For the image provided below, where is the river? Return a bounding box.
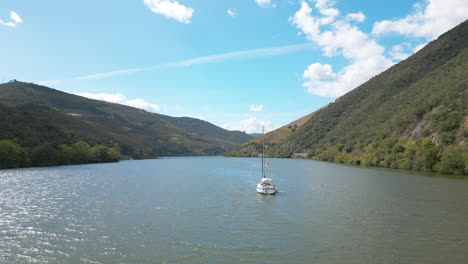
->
[1,157,467,263]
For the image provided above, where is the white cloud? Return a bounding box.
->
[144,0,194,24]
[76,68,141,80]
[222,117,273,134]
[0,20,16,27]
[227,8,238,17]
[291,1,394,97]
[75,43,312,80]
[413,43,427,52]
[77,92,160,113]
[10,11,22,24]
[291,0,466,97]
[314,0,339,24]
[255,0,275,8]
[250,104,264,112]
[372,0,468,40]
[389,44,412,61]
[0,11,21,27]
[346,12,365,22]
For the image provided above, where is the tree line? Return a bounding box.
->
[0,140,120,169]
[308,137,468,175]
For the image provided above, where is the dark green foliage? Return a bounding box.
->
[0,104,72,147]
[440,132,455,144]
[91,145,120,162]
[0,140,121,169]
[132,149,152,160]
[228,142,263,157]
[420,139,442,172]
[71,141,92,164]
[435,146,468,175]
[0,140,28,168]
[31,144,60,167]
[158,115,253,144]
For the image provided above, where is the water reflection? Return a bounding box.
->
[1,158,467,263]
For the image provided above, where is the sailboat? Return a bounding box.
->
[256,126,277,195]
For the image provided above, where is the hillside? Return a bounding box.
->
[158,115,252,144]
[0,82,252,158]
[229,20,468,175]
[0,103,73,147]
[228,105,329,157]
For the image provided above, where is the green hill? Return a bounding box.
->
[0,81,252,160]
[158,115,252,144]
[0,103,121,168]
[0,103,72,148]
[229,20,468,175]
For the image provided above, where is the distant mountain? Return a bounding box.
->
[158,115,252,144]
[0,81,252,157]
[249,133,262,138]
[229,20,468,175]
[230,110,323,157]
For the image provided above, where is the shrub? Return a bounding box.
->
[0,140,28,169]
[435,146,467,175]
[440,132,455,144]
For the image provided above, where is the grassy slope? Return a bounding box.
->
[0,103,73,147]
[0,82,251,156]
[227,108,326,157]
[229,20,468,170]
[158,115,253,144]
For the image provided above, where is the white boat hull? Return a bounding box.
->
[256,184,277,195]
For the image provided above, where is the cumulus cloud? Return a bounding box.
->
[413,43,427,52]
[346,12,365,22]
[372,0,468,40]
[389,44,412,61]
[10,11,22,24]
[0,11,22,27]
[0,20,16,27]
[291,1,394,97]
[250,104,263,112]
[227,8,238,17]
[222,117,273,134]
[255,0,275,8]
[77,92,160,113]
[144,0,194,24]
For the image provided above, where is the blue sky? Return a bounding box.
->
[0,0,466,133]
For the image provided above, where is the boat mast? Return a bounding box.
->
[262,126,265,178]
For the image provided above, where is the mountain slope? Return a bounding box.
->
[158,115,252,144]
[0,82,252,156]
[227,108,325,157]
[0,103,73,147]
[229,20,468,174]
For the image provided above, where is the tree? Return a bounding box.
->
[31,144,60,167]
[107,146,121,162]
[58,144,76,164]
[0,140,27,168]
[435,146,467,175]
[72,141,91,164]
[421,138,441,172]
[91,145,108,163]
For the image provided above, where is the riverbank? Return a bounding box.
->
[226,145,468,177]
[0,140,120,170]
